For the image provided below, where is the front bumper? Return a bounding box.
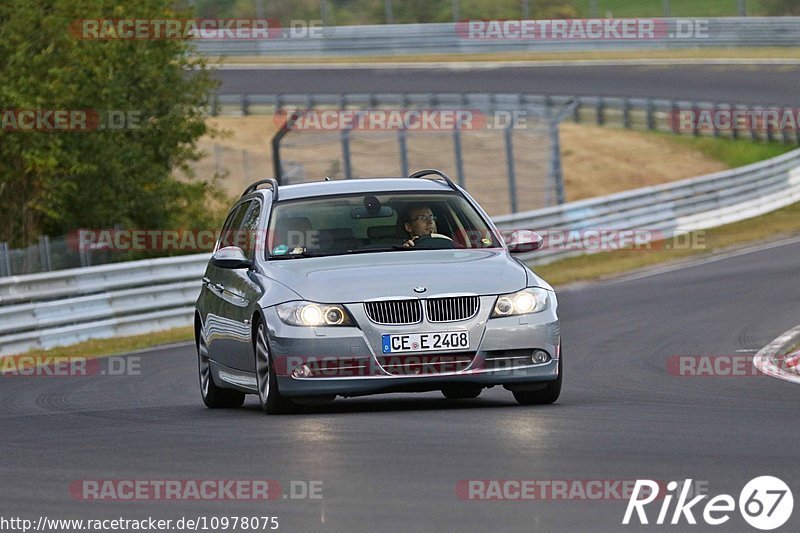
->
[264,296,560,397]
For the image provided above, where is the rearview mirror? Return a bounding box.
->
[212,246,252,269]
[507,230,543,254]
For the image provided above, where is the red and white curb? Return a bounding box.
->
[753,324,800,384]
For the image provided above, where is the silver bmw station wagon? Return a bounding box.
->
[195,170,561,414]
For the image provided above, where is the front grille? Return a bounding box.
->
[364,299,422,325]
[426,296,479,323]
[376,353,475,375]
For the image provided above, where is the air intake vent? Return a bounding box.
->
[364,300,422,325]
[426,296,479,323]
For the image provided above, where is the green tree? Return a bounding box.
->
[0,0,224,249]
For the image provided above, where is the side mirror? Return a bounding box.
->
[507,230,543,254]
[212,246,252,269]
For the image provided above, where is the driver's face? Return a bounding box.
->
[404,207,436,237]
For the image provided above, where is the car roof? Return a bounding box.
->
[255,178,457,203]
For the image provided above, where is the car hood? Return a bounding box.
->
[265,249,528,303]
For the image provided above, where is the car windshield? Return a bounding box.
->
[266,192,501,258]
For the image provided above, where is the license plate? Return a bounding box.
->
[381,331,469,354]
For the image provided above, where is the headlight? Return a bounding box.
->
[491,288,549,318]
[276,301,353,327]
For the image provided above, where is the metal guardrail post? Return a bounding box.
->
[0,242,10,277]
[646,99,655,130]
[589,0,598,18]
[549,99,576,205]
[338,96,353,179]
[738,0,747,17]
[453,127,465,187]
[451,0,460,22]
[504,126,518,214]
[241,95,249,116]
[320,0,330,25]
[521,0,530,20]
[384,0,393,24]
[670,101,680,133]
[622,98,631,129]
[599,98,606,126]
[39,236,52,272]
[663,0,671,17]
[342,129,353,179]
[550,119,565,205]
[398,128,409,177]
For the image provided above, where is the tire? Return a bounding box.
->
[441,385,482,400]
[198,333,245,408]
[512,353,562,406]
[255,322,300,415]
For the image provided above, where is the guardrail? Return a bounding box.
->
[0,255,208,355]
[2,146,799,355]
[495,147,800,264]
[195,17,800,57]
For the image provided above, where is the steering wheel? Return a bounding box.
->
[413,233,454,249]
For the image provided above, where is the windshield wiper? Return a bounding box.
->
[269,248,328,259]
[345,245,406,255]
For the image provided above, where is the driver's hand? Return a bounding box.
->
[403,235,419,248]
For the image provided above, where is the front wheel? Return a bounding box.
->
[255,322,300,415]
[513,353,562,406]
[198,333,245,408]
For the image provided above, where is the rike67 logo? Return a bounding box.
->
[623,476,793,530]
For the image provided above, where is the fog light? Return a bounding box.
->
[292,364,312,378]
[531,350,550,364]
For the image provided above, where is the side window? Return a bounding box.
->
[238,200,262,260]
[216,202,250,251]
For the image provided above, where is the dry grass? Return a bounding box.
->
[559,123,728,201]
[195,116,730,213]
[2,327,194,366]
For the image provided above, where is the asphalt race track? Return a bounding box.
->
[215,63,800,106]
[2,61,799,532]
[2,239,800,532]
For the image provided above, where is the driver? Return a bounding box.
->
[403,206,447,247]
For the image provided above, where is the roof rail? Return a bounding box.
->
[241,178,279,200]
[407,169,458,191]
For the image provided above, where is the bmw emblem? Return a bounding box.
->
[413,286,426,293]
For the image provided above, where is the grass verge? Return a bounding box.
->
[2,327,194,368]
[658,134,797,168]
[532,200,800,286]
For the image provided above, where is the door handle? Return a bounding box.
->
[203,278,225,293]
